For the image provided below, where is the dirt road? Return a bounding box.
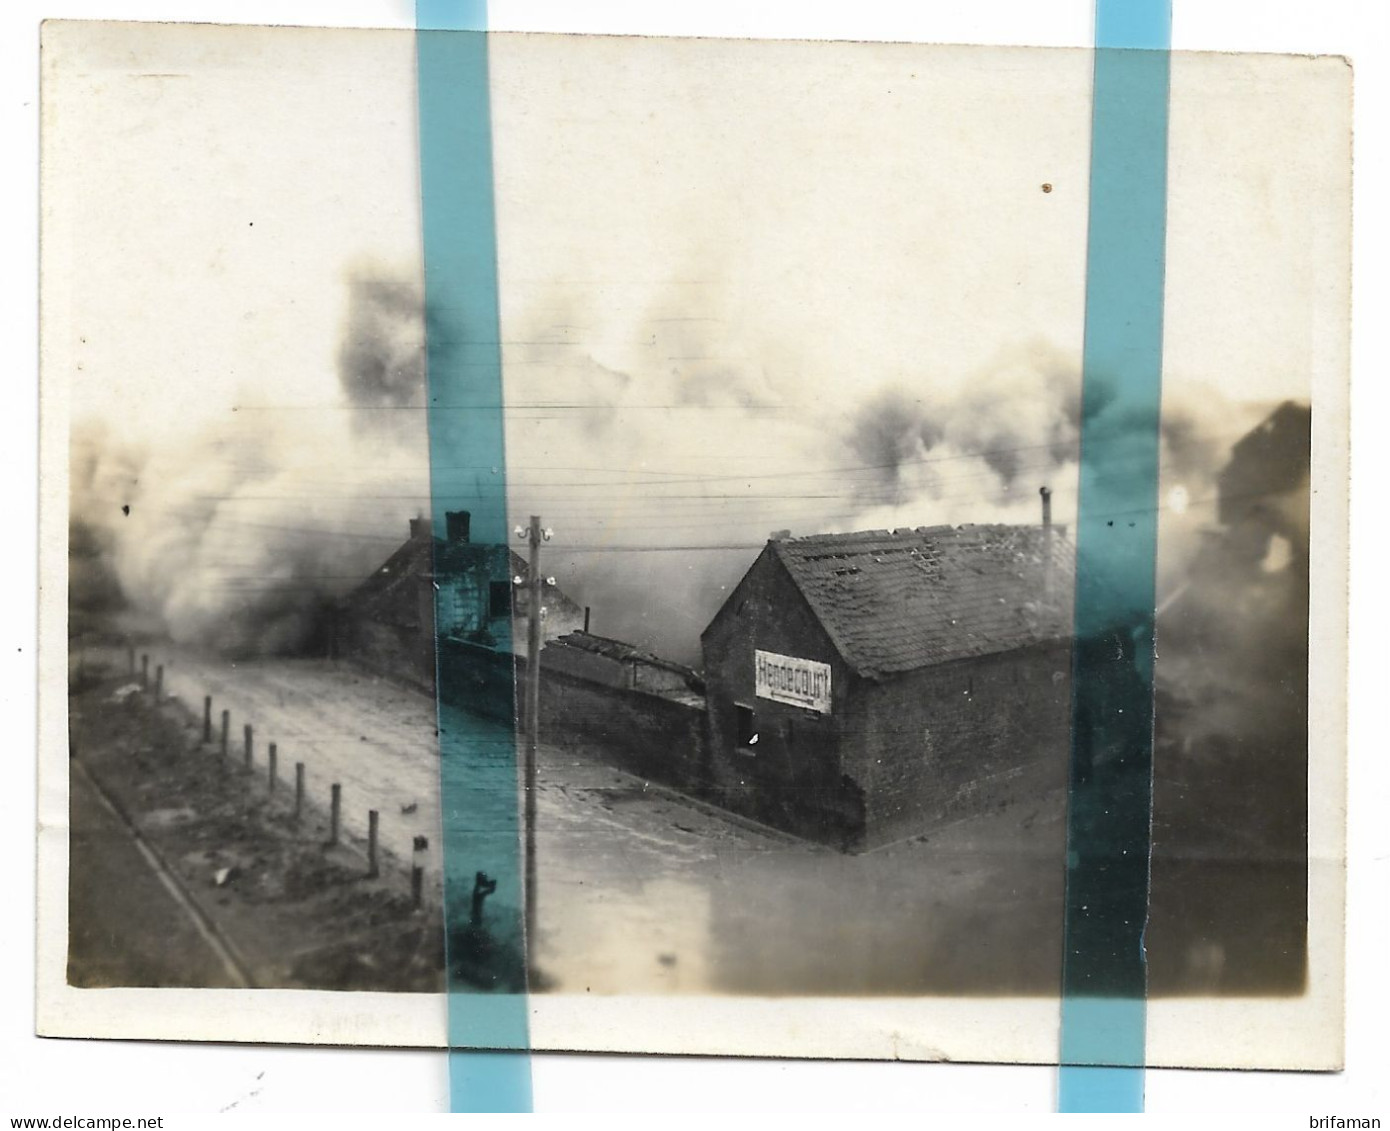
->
[151,647,444,875]
[106,643,1073,996]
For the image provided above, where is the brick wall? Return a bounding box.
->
[701,547,866,847]
[437,636,518,722]
[849,642,1072,848]
[535,670,707,792]
[437,638,708,792]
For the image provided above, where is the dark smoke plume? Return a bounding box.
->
[845,389,948,499]
[840,342,1083,521]
[337,273,427,411]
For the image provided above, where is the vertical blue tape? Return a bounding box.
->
[1059,0,1171,1114]
[416,0,534,1114]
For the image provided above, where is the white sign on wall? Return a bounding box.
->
[754,649,832,714]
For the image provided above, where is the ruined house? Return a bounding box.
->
[333,511,583,693]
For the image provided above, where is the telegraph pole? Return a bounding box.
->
[522,515,543,969]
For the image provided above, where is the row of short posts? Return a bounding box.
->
[132,652,418,906]
[132,648,165,703]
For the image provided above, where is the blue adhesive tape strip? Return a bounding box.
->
[416,0,534,1113]
[1059,0,1171,1113]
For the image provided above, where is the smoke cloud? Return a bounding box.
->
[70,266,432,655]
[70,258,1299,676]
[834,342,1265,588]
[337,274,426,412]
[841,341,1081,522]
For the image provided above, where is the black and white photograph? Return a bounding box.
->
[36,22,1349,1068]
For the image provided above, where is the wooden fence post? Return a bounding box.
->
[367,810,379,878]
[268,742,278,793]
[154,664,163,702]
[411,835,428,908]
[219,710,230,759]
[294,763,305,822]
[140,654,148,688]
[203,696,212,743]
[329,783,341,846]
[243,724,253,769]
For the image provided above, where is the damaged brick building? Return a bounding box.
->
[332,511,583,693]
[700,520,1074,849]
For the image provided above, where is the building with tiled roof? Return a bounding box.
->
[771,524,1073,678]
[700,511,1073,849]
[333,512,583,693]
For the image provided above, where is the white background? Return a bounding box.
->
[3,0,1387,1118]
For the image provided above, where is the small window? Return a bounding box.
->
[489,581,512,618]
[735,703,758,750]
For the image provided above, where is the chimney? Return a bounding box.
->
[445,510,471,544]
[1039,487,1054,604]
[409,516,432,541]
